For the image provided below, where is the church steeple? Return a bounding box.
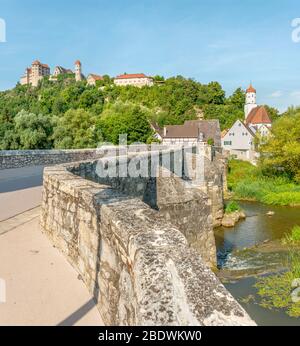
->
[75,60,83,82]
[244,83,257,119]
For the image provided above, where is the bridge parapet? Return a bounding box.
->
[40,146,255,326]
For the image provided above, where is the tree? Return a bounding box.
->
[9,110,54,149]
[96,102,153,145]
[226,88,245,110]
[259,112,300,182]
[53,109,98,149]
[263,105,280,122]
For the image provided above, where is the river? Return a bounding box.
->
[215,201,300,326]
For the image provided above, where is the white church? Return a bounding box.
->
[221,84,272,163]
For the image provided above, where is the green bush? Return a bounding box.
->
[225,201,241,214]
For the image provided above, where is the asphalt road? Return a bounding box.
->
[0,165,45,193]
[0,166,45,221]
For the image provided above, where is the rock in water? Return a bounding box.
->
[291,287,300,303]
[267,211,275,216]
[291,278,300,288]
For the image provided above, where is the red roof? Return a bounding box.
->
[75,60,81,65]
[246,106,272,125]
[115,73,150,80]
[32,60,49,68]
[246,84,256,93]
[88,74,103,80]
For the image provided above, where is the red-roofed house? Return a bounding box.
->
[87,74,104,86]
[222,84,272,163]
[114,73,154,87]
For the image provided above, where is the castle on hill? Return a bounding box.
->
[19,60,154,88]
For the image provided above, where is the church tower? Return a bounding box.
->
[75,60,82,82]
[244,84,257,119]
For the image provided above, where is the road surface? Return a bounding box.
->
[0,166,44,221]
[0,165,103,326]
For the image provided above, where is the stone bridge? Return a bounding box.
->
[39,145,255,326]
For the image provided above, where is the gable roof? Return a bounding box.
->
[225,119,255,138]
[246,106,272,125]
[54,66,73,74]
[163,120,221,146]
[164,124,199,139]
[88,74,103,80]
[115,73,151,80]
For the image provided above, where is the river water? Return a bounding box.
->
[215,201,300,326]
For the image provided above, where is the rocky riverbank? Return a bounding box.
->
[221,210,246,228]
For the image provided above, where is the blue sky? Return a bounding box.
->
[0,0,300,111]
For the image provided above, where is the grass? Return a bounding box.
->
[282,225,300,246]
[225,201,241,214]
[254,251,300,318]
[228,159,300,206]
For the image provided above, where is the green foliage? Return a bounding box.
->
[0,75,280,149]
[53,109,98,149]
[228,159,300,206]
[0,110,53,149]
[283,226,300,245]
[96,102,153,145]
[225,201,241,214]
[259,111,300,183]
[255,252,300,318]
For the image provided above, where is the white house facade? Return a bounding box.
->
[222,84,272,163]
[114,73,154,87]
[222,120,256,161]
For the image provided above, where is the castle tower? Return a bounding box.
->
[244,84,257,119]
[75,60,82,82]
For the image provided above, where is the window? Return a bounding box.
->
[224,141,232,146]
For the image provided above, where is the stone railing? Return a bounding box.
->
[0,149,104,170]
[40,146,255,326]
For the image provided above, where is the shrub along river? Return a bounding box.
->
[215,201,300,326]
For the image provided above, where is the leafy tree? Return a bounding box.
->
[226,87,245,110]
[96,102,153,144]
[263,105,280,122]
[259,111,300,182]
[2,110,54,149]
[53,109,98,149]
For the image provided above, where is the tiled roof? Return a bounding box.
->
[246,106,272,125]
[246,84,256,93]
[32,60,49,68]
[163,120,221,146]
[88,74,103,80]
[55,66,73,74]
[75,60,81,65]
[115,73,150,80]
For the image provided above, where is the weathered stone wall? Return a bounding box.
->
[0,149,104,170]
[40,147,255,326]
[67,148,217,266]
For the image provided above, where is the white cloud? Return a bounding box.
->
[270,91,283,98]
